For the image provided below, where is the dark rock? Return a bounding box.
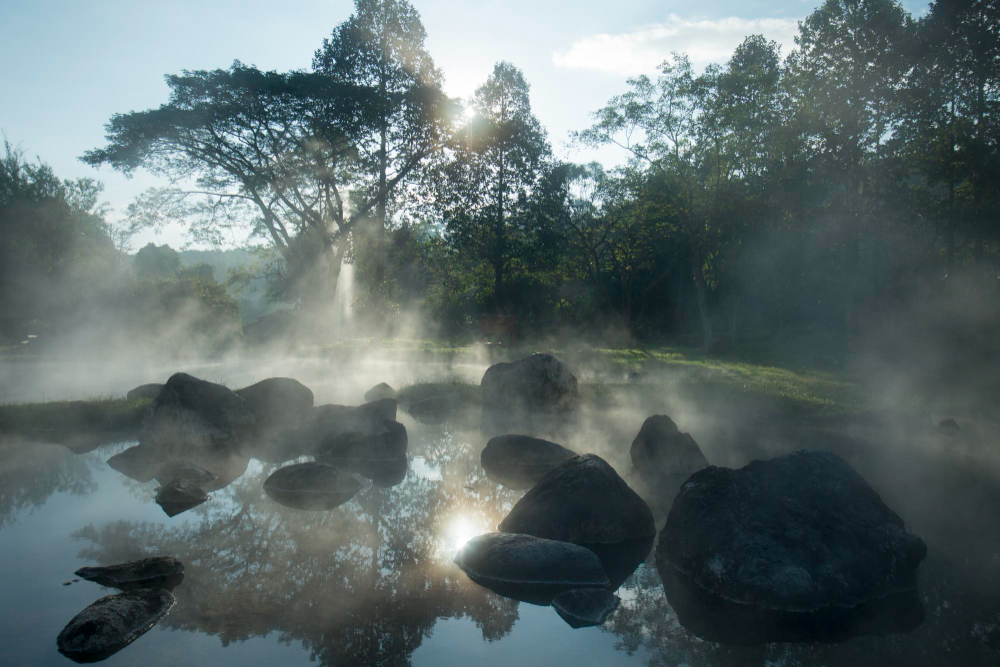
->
[63,581,71,586]
[107,445,165,483]
[236,378,313,430]
[75,557,185,591]
[364,382,397,402]
[263,462,361,510]
[141,373,254,449]
[407,395,458,424]
[333,455,408,488]
[552,588,621,628]
[455,533,608,604]
[297,399,397,441]
[316,420,407,462]
[126,384,163,402]
[56,588,176,663]
[586,537,654,590]
[938,418,960,433]
[631,415,708,477]
[153,460,217,487]
[481,434,577,489]
[626,371,645,383]
[499,454,655,545]
[481,354,578,432]
[155,479,209,517]
[657,450,927,618]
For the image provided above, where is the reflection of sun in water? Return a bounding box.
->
[442,515,485,557]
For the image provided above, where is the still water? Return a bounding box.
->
[1,363,999,666]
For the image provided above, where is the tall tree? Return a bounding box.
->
[313,0,450,291]
[437,62,551,311]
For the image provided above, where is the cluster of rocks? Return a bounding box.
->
[57,557,183,663]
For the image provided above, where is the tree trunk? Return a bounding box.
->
[376,125,388,285]
[694,273,713,349]
[495,151,505,312]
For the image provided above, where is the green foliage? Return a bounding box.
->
[134,242,180,278]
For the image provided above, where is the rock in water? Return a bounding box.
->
[297,399,397,441]
[56,588,176,662]
[316,420,407,462]
[126,383,163,402]
[107,445,165,483]
[153,460,218,486]
[263,462,361,510]
[155,479,209,517]
[630,415,708,476]
[552,589,621,628]
[142,373,254,449]
[657,450,927,617]
[499,454,655,545]
[481,434,577,488]
[481,354,578,432]
[938,418,960,433]
[407,395,459,424]
[236,378,313,431]
[455,533,608,603]
[364,382,397,403]
[75,557,185,590]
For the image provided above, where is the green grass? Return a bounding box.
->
[0,396,151,436]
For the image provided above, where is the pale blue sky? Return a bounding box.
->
[0,0,930,248]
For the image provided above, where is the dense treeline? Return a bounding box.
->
[7,0,998,355]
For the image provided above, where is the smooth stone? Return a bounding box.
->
[499,454,656,545]
[263,462,361,510]
[236,377,314,429]
[302,399,397,440]
[657,449,927,614]
[364,382,397,403]
[153,460,218,486]
[107,445,165,483]
[630,415,708,477]
[481,434,577,489]
[75,557,185,591]
[481,353,579,414]
[332,455,408,488]
[142,372,255,449]
[552,588,621,628]
[407,395,458,424]
[155,479,209,517]
[126,384,163,402]
[56,588,176,663]
[316,420,407,462]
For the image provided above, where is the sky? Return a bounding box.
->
[0,0,931,249]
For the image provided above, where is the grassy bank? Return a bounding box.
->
[0,396,150,437]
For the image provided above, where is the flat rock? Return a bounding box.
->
[126,384,163,402]
[499,454,655,545]
[657,449,927,614]
[107,445,165,483]
[236,377,314,430]
[155,479,209,517]
[153,460,217,486]
[263,462,361,510]
[142,372,255,449]
[56,588,176,663]
[552,588,621,628]
[75,557,185,590]
[364,383,397,402]
[316,420,407,462]
[455,533,608,594]
[481,434,577,488]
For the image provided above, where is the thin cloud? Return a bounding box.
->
[553,14,801,75]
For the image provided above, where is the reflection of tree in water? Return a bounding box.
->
[74,425,523,665]
[0,442,96,528]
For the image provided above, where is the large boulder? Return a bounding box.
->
[141,373,254,449]
[631,415,708,476]
[75,557,185,591]
[657,450,927,618]
[499,454,655,545]
[56,588,175,662]
[316,420,407,462]
[301,399,397,441]
[364,382,397,403]
[481,354,579,432]
[126,383,163,402]
[481,434,577,489]
[455,533,608,604]
[263,462,361,510]
[236,378,314,430]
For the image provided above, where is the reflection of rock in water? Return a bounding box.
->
[658,562,925,644]
[480,434,577,489]
[56,588,176,663]
[155,479,209,517]
[329,455,408,488]
[75,556,185,591]
[552,588,620,628]
[263,461,361,510]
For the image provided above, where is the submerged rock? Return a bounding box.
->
[155,479,209,517]
[499,454,655,545]
[126,384,163,402]
[75,557,185,591]
[455,533,608,603]
[153,460,218,487]
[316,420,407,462]
[364,383,397,403]
[107,445,165,483]
[657,450,927,618]
[263,462,361,510]
[56,588,176,663]
[236,377,314,430]
[938,418,960,433]
[480,434,577,489]
[552,588,621,628]
[481,354,579,432]
[142,373,255,449]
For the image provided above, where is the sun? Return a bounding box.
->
[444,515,482,554]
[462,105,477,120]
